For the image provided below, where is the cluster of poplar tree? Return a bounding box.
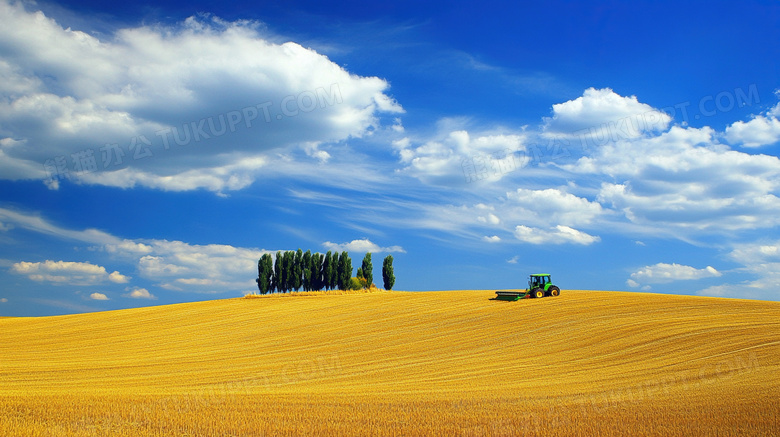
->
[256,250,395,294]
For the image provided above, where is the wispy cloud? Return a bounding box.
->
[1,207,271,294]
[29,298,99,313]
[513,225,600,245]
[322,238,405,253]
[11,260,130,286]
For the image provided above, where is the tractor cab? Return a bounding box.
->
[527,274,560,298]
[529,274,551,290]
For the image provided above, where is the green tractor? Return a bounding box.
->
[495,274,561,301]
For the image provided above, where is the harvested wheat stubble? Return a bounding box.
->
[1,290,778,436]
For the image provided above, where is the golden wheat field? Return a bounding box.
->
[1,289,778,436]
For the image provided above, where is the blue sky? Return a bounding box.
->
[1,0,779,316]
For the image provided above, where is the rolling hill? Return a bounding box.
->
[1,289,778,436]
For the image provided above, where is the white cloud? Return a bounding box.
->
[696,240,780,300]
[401,188,604,246]
[0,298,7,303]
[629,263,721,285]
[322,238,405,253]
[123,287,156,299]
[108,271,131,284]
[89,292,109,301]
[137,255,190,277]
[302,142,331,163]
[542,87,671,142]
[625,278,652,291]
[0,207,121,245]
[10,260,130,286]
[506,188,603,226]
[477,213,501,225]
[729,241,780,264]
[391,117,404,132]
[513,225,600,245]
[568,126,780,232]
[126,240,269,293]
[482,235,501,243]
[396,126,528,184]
[73,157,269,193]
[0,0,401,192]
[104,239,153,255]
[0,207,275,295]
[724,103,780,148]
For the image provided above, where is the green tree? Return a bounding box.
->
[317,253,326,291]
[282,250,294,292]
[361,253,373,289]
[265,254,274,293]
[293,248,304,291]
[278,251,285,292]
[256,258,263,294]
[303,269,312,291]
[337,251,352,290]
[382,255,395,290]
[308,252,318,291]
[256,253,273,294]
[302,250,312,291]
[329,252,339,290]
[337,252,346,290]
[273,251,282,293]
[322,251,332,290]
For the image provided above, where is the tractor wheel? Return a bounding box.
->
[533,288,544,299]
[549,286,560,297]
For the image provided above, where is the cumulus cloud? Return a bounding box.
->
[513,225,600,245]
[123,287,156,299]
[0,297,7,303]
[415,89,780,245]
[10,260,130,286]
[505,188,603,226]
[542,87,671,142]
[0,0,401,192]
[395,126,528,184]
[322,238,405,253]
[89,292,109,301]
[108,271,130,284]
[571,126,780,232]
[724,103,780,148]
[482,235,501,243]
[629,263,721,286]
